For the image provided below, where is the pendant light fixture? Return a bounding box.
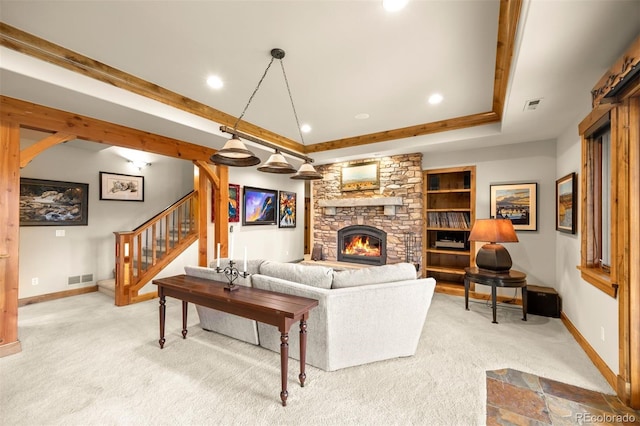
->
[212,48,323,180]
[275,49,323,180]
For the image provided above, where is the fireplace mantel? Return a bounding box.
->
[318,197,403,215]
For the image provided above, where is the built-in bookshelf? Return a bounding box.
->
[422,166,476,289]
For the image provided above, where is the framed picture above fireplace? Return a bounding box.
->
[341,161,379,192]
[242,186,277,226]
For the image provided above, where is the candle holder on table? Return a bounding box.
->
[215,260,249,292]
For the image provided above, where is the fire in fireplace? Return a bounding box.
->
[337,225,387,266]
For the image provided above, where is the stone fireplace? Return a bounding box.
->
[337,225,387,266]
[312,153,423,265]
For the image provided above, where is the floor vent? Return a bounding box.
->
[81,274,93,283]
[68,275,81,285]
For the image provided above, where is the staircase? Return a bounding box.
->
[111,191,198,306]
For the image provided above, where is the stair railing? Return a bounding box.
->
[113,191,198,306]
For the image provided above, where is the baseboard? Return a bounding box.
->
[560,312,617,390]
[0,341,22,358]
[18,285,98,307]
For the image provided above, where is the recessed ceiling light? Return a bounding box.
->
[355,113,370,120]
[206,75,223,89]
[383,0,409,12]
[428,93,443,105]
[301,124,311,133]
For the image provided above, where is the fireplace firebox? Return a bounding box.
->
[337,225,387,266]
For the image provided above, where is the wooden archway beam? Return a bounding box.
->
[20,131,76,168]
[1,96,218,162]
[193,160,220,189]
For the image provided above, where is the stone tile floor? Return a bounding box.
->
[486,368,640,425]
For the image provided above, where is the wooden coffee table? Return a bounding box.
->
[153,274,319,406]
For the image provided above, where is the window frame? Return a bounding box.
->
[579,110,618,298]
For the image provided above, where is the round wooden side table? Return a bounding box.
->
[464,266,527,324]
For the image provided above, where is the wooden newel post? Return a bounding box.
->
[114,231,134,306]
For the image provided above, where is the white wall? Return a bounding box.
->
[19,142,194,298]
[206,166,305,264]
[555,117,619,373]
[423,139,557,290]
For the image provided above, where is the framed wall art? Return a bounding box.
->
[20,178,89,226]
[490,182,537,231]
[278,191,297,228]
[556,172,577,234]
[341,161,379,192]
[212,183,240,223]
[99,172,144,201]
[242,186,277,226]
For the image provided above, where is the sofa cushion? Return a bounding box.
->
[259,261,333,289]
[332,262,418,289]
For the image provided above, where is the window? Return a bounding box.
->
[585,127,611,269]
[580,114,617,297]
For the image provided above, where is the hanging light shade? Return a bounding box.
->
[212,47,322,179]
[210,134,261,166]
[291,161,323,180]
[257,150,296,174]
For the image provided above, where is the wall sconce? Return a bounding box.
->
[129,160,151,170]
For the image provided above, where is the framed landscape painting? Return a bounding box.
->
[490,182,537,231]
[20,178,89,226]
[341,161,379,192]
[99,172,144,201]
[556,173,577,234]
[278,191,296,228]
[242,186,277,226]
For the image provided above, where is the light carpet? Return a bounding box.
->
[0,291,612,425]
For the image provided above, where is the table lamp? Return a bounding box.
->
[468,218,519,272]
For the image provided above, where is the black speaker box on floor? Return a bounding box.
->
[527,285,561,318]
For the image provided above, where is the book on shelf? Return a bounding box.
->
[427,211,470,228]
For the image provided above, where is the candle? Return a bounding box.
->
[243,247,247,273]
[229,232,234,260]
[216,243,221,268]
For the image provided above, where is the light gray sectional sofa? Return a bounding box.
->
[184,260,436,371]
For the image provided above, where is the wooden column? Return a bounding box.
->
[0,120,22,357]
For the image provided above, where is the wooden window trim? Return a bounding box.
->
[579,109,619,298]
[577,265,617,298]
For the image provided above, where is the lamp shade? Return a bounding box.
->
[468,219,518,243]
[257,151,296,174]
[290,161,323,180]
[468,219,518,272]
[210,135,261,166]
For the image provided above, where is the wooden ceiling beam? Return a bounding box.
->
[304,111,500,154]
[0,22,303,154]
[0,0,522,157]
[20,131,76,168]
[1,96,218,162]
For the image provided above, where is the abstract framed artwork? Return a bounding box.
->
[490,182,538,231]
[278,191,297,228]
[556,172,577,234]
[212,183,240,223]
[228,183,240,223]
[341,161,379,192]
[20,178,89,226]
[242,186,277,225]
[99,172,144,201]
